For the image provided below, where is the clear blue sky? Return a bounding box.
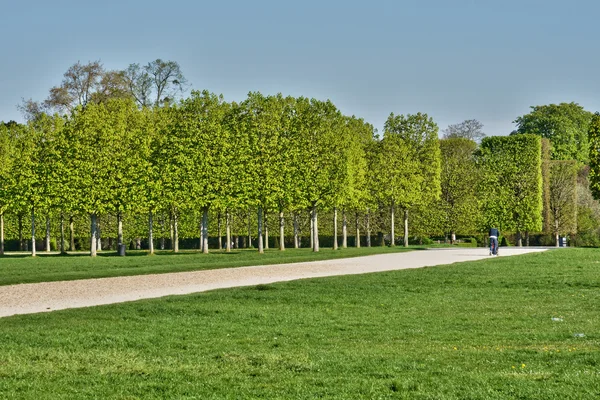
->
[1,0,599,136]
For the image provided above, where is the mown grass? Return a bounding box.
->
[0,246,419,286]
[1,248,599,399]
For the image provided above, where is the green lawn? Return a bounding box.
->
[0,246,419,286]
[0,248,599,399]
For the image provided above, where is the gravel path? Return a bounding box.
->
[0,247,548,318]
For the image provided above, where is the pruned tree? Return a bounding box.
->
[478,135,543,245]
[437,137,480,242]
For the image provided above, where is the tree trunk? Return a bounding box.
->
[355,212,360,248]
[90,213,97,257]
[366,208,371,248]
[312,205,319,252]
[117,213,124,248]
[18,214,23,251]
[555,232,559,247]
[517,231,522,247]
[342,210,347,248]
[333,207,338,250]
[247,209,252,248]
[293,212,299,249]
[148,211,154,254]
[31,207,36,257]
[45,216,51,252]
[0,212,4,255]
[403,209,409,247]
[96,220,102,251]
[390,203,395,246]
[173,210,179,253]
[69,216,75,252]
[258,206,264,253]
[170,211,174,250]
[202,208,209,254]
[279,210,285,251]
[264,211,269,250]
[218,212,222,250]
[226,210,231,252]
[310,210,314,249]
[60,213,65,254]
[235,235,239,249]
[525,231,530,247]
[160,214,165,250]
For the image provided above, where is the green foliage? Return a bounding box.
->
[541,138,552,233]
[514,102,593,163]
[549,160,578,237]
[478,135,543,235]
[437,137,480,236]
[587,113,600,200]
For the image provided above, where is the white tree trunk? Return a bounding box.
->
[90,213,97,257]
[517,231,522,247]
[170,212,174,250]
[226,210,231,252]
[69,216,75,252]
[312,205,319,252]
[199,215,204,251]
[96,220,102,251]
[366,208,371,247]
[0,212,4,255]
[355,212,360,248]
[279,210,285,251]
[117,213,124,248]
[202,208,209,254]
[248,209,252,248]
[18,214,23,251]
[390,203,395,246]
[45,216,51,252]
[60,213,65,254]
[31,208,36,257]
[310,211,314,250]
[342,210,347,248]
[264,212,269,250]
[333,207,338,250]
[258,207,264,253]
[160,214,165,250]
[148,211,154,254]
[173,211,179,253]
[293,212,299,249]
[218,212,222,250]
[404,209,409,247]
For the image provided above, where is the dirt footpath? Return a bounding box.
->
[0,247,548,318]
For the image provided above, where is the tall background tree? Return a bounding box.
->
[442,119,486,142]
[513,102,593,163]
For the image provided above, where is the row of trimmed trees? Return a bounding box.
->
[2,93,591,256]
[0,92,444,256]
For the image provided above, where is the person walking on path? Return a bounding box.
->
[489,227,499,256]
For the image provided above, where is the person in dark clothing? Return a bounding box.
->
[489,227,499,256]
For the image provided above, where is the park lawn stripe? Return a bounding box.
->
[0,246,420,286]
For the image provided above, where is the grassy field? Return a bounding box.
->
[0,248,598,398]
[0,246,418,286]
